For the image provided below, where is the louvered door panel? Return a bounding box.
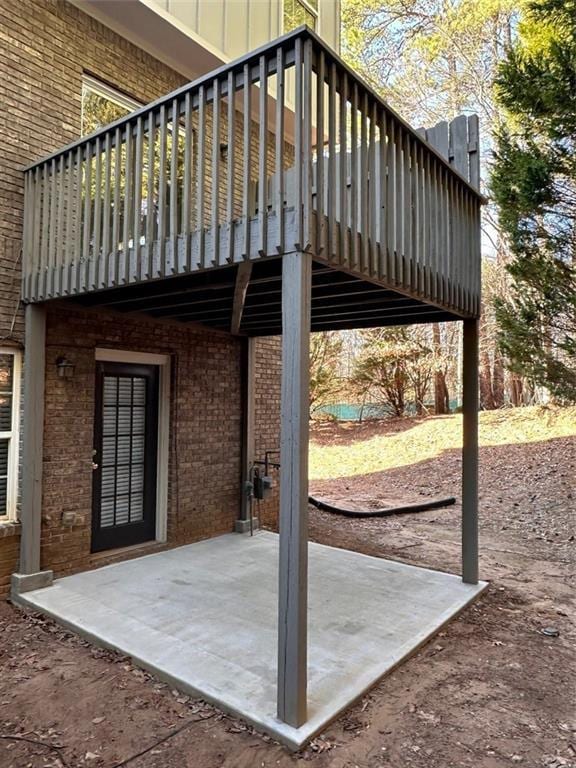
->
[92,362,159,552]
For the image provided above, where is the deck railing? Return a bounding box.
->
[22,26,482,316]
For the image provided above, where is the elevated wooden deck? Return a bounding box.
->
[22,26,482,329]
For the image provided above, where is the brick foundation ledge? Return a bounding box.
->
[0,521,21,539]
[11,570,54,596]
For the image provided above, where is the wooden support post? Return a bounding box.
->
[462,318,479,585]
[277,250,311,728]
[12,304,53,595]
[231,261,252,335]
[236,337,255,533]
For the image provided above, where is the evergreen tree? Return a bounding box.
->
[491,0,576,401]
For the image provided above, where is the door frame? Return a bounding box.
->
[94,348,170,544]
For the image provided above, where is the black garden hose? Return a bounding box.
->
[308,494,456,518]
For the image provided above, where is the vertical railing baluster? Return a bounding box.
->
[146,111,156,279]
[294,38,304,251]
[405,133,413,292]
[242,64,251,259]
[170,100,179,273]
[474,196,481,315]
[61,154,70,295]
[226,71,236,263]
[439,165,447,305]
[395,127,404,286]
[339,71,348,267]
[123,125,133,284]
[327,61,336,260]
[350,82,358,270]
[74,146,83,294]
[112,128,121,287]
[422,151,432,296]
[133,116,144,280]
[302,38,313,252]
[197,84,207,267]
[102,133,112,287]
[473,193,480,314]
[434,161,444,300]
[32,167,42,300]
[93,137,102,289]
[464,187,469,312]
[457,183,463,310]
[431,156,439,303]
[212,79,221,265]
[29,170,39,299]
[316,49,326,257]
[257,57,268,257]
[369,101,378,278]
[82,141,92,293]
[447,175,454,308]
[183,94,192,271]
[48,157,57,297]
[158,104,168,276]
[379,108,388,281]
[56,155,65,296]
[22,172,31,299]
[386,117,396,285]
[417,144,425,297]
[360,92,369,275]
[274,48,285,255]
[437,156,443,302]
[453,179,459,310]
[225,71,236,264]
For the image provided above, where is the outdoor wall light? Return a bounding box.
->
[55,356,75,379]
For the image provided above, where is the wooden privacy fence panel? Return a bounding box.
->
[22,26,482,317]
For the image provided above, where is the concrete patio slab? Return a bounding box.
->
[16,531,487,749]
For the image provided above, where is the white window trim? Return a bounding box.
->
[81,75,142,135]
[0,348,22,522]
[95,348,170,544]
[281,0,319,33]
[82,75,142,113]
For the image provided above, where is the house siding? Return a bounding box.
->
[0,0,283,594]
[40,305,242,576]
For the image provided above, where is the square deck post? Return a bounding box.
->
[277,250,312,728]
[462,318,479,584]
[12,303,53,595]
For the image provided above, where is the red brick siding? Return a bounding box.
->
[0,0,284,591]
[0,0,187,344]
[0,527,20,597]
[253,336,282,529]
[40,305,243,576]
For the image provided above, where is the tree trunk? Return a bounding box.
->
[480,349,495,410]
[509,373,524,406]
[432,323,450,414]
[493,350,505,408]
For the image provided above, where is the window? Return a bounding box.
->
[0,351,21,521]
[283,0,318,32]
[81,75,141,136]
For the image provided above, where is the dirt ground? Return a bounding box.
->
[1,406,574,768]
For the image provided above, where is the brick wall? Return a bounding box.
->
[0,0,187,344]
[40,305,243,576]
[0,0,189,592]
[0,0,284,592]
[253,336,282,529]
